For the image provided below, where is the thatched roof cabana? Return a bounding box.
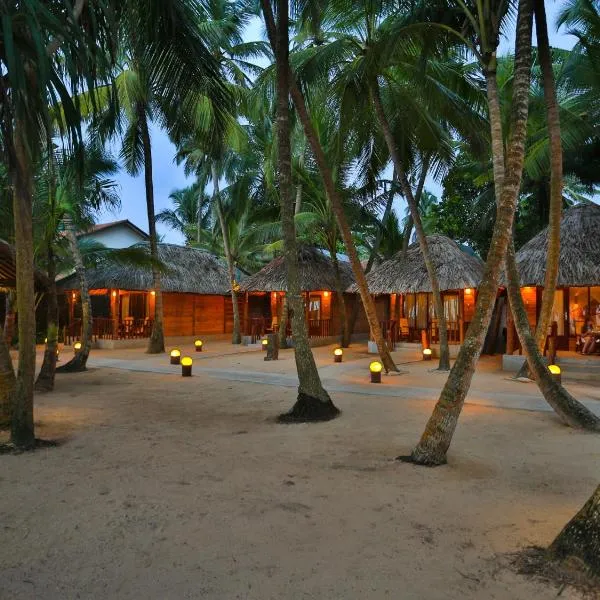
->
[239,246,354,292]
[515,202,600,287]
[350,234,484,294]
[57,243,234,294]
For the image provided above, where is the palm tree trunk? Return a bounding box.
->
[364,169,397,274]
[278,292,289,348]
[0,324,15,429]
[331,249,350,347]
[549,483,600,576]
[516,0,563,379]
[370,82,450,370]
[138,104,165,354]
[56,228,92,372]
[401,156,430,254]
[404,0,535,466]
[294,183,302,215]
[262,0,339,422]
[35,242,58,390]
[212,163,242,345]
[273,57,397,373]
[3,291,16,346]
[506,243,599,428]
[10,121,36,449]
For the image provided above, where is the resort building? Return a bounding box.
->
[508,202,600,352]
[351,235,485,347]
[77,219,149,248]
[58,243,236,346]
[238,246,368,344]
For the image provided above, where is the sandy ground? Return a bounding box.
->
[1,343,599,599]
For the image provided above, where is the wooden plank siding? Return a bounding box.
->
[163,293,229,337]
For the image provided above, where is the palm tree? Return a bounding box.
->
[0,0,116,449]
[1,0,230,449]
[52,145,120,374]
[548,482,600,576]
[406,0,537,465]
[157,183,213,244]
[261,0,339,421]
[92,2,231,355]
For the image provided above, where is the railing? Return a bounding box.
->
[308,318,331,338]
[63,317,153,344]
[429,320,463,344]
[245,316,331,340]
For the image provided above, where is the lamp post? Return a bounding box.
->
[181,356,193,377]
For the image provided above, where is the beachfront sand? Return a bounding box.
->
[1,344,598,599]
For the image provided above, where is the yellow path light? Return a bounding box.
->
[170,348,181,365]
[370,361,383,383]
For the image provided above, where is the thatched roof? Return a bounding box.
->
[0,239,48,290]
[58,243,234,295]
[239,246,354,292]
[349,234,484,294]
[515,202,600,287]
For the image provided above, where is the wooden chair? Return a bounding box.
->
[399,318,410,341]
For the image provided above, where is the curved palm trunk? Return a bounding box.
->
[516,0,563,379]
[139,104,165,354]
[263,0,338,422]
[212,163,241,345]
[284,81,397,372]
[549,483,600,576]
[506,242,599,428]
[370,82,449,370]
[10,121,36,449]
[3,291,16,346]
[56,229,92,372]
[0,325,15,429]
[35,243,58,390]
[404,0,534,466]
[331,250,350,347]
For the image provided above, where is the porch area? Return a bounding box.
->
[241,290,339,345]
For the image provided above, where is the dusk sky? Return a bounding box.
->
[98,4,578,245]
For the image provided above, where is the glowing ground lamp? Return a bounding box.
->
[369,361,383,383]
[194,339,203,352]
[334,348,343,363]
[170,348,181,365]
[422,348,432,361]
[181,356,193,377]
[548,364,561,385]
[73,341,82,354]
[262,338,269,351]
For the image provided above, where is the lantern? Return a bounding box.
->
[181,356,193,377]
[334,348,343,363]
[369,361,383,383]
[170,348,181,365]
[423,348,432,361]
[194,339,203,352]
[74,341,82,353]
[262,338,268,351]
[548,364,561,384]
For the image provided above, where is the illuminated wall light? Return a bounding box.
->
[151,290,156,296]
[324,291,330,297]
[112,290,117,297]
